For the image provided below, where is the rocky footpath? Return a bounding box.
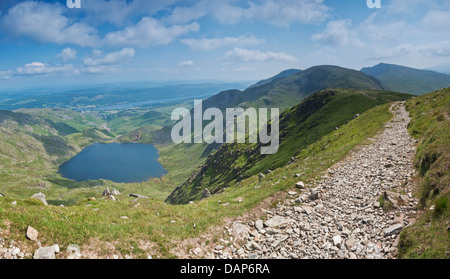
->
[202,102,419,259]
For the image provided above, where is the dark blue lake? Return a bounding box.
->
[58,143,167,183]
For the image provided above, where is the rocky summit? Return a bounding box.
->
[205,102,419,259]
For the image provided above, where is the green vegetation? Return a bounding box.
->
[166,88,412,204]
[201,65,385,114]
[361,63,450,95]
[1,68,448,259]
[0,95,398,258]
[399,87,450,259]
[0,109,116,201]
[107,109,170,135]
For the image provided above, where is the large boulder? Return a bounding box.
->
[31,193,48,205]
[264,216,295,228]
[384,224,403,237]
[103,188,121,196]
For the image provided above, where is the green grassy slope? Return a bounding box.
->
[361,63,450,95]
[0,96,398,259]
[165,89,412,204]
[0,109,114,200]
[399,87,450,259]
[107,109,171,135]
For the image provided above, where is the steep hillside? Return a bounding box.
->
[399,87,450,258]
[0,109,114,199]
[247,69,301,89]
[202,65,385,112]
[361,63,450,95]
[166,89,412,204]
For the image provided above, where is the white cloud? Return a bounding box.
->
[1,1,100,47]
[371,41,450,59]
[104,17,200,48]
[81,0,179,26]
[83,48,135,66]
[82,66,119,74]
[181,35,264,51]
[224,48,298,63]
[218,0,329,26]
[165,1,208,25]
[0,70,14,79]
[311,20,363,47]
[16,62,73,75]
[421,10,450,33]
[164,0,330,26]
[233,67,255,72]
[57,48,78,62]
[0,1,197,49]
[242,0,330,26]
[178,60,194,66]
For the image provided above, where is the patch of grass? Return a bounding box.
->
[399,87,450,259]
[433,195,448,218]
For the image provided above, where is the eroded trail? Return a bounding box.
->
[208,102,418,259]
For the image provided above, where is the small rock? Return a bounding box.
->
[52,244,60,254]
[201,188,211,199]
[384,224,403,237]
[129,193,149,199]
[215,245,224,251]
[310,189,320,200]
[26,226,39,241]
[332,235,342,248]
[33,246,57,259]
[111,189,121,195]
[295,181,305,189]
[247,240,261,251]
[102,188,112,196]
[66,244,82,259]
[192,247,202,256]
[255,220,264,231]
[264,216,295,227]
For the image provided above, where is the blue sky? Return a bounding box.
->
[0,0,449,89]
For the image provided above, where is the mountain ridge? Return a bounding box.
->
[165,88,412,204]
[361,63,450,95]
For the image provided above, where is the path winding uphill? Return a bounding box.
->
[212,102,419,259]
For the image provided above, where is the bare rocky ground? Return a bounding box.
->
[197,102,419,259]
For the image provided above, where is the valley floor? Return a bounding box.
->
[189,102,419,259]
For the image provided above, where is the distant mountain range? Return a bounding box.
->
[361,63,450,95]
[201,65,385,113]
[198,63,450,116]
[165,62,450,203]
